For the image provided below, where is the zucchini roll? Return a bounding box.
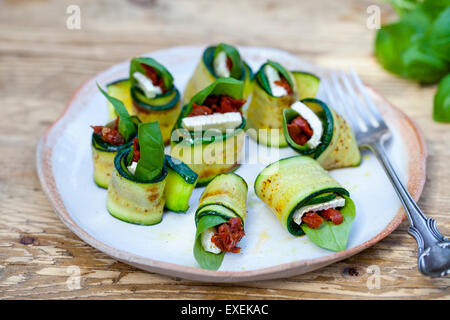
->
[246,60,298,147]
[106,57,181,145]
[91,85,139,188]
[255,156,356,252]
[246,62,321,148]
[171,77,246,186]
[106,121,167,225]
[193,173,248,270]
[183,43,253,105]
[283,98,361,169]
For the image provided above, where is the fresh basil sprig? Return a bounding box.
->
[129,57,174,92]
[213,43,244,79]
[97,84,137,142]
[375,1,450,121]
[133,121,165,181]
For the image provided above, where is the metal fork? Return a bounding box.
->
[321,68,450,278]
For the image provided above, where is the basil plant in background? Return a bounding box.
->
[375,0,450,122]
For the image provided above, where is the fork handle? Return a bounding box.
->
[368,140,450,278]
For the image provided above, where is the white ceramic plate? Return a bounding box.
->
[36,46,426,282]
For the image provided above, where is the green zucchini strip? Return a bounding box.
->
[282,98,361,170]
[193,173,248,270]
[163,155,198,213]
[91,86,139,188]
[291,71,320,100]
[183,43,254,104]
[254,156,355,252]
[106,122,167,225]
[170,78,247,186]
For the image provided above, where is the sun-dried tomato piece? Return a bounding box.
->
[226,56,233,71]
[319,208,344,225]
[188,95,246,117]
[287,115,313,146]
[211,217,245,253]
[91,125,103,135]
[141,64,166,93]
[205,95,245,113]
[274,76,293,95]
[203,95,220,112]
[291,115,313,137]
[102,127,125,145]
[301,212,323,229]
[287,123,309,145]
[131,137,141,162]
[217,95,246,114]
[188,103,214,117]
[91,116,125,146]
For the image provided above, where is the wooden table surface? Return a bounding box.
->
[1,0,449,300]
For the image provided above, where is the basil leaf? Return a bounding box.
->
[375,0,450,122]
[193,215,227,270]
[375,2,449,82]
[97,84,136,141]
[134,121,165,181]
[301,196,356,252]
[401,43,448,83]
[213,43,244,79]
[375,9,432,77]
[129,57,174,91]
[433,74,450,122]
[423,6,450,63]
[187,77,244,114]
[382,0,419,16]
[422,0,450,19]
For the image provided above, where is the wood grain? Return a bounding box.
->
[0,0,448,299]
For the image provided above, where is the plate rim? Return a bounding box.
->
[36,45,427,282]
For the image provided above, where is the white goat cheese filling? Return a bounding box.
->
[290,101,323,148]
[201,228,221,254]
[264,65,288,97]
[127,161,138,175]
[182,112,242,132]
[133,71,162,99]
[213,51,230,78]
[293,197,345,225]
